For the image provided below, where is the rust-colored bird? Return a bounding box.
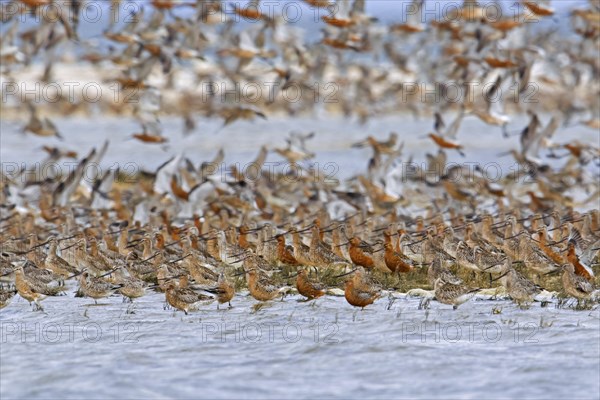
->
[427,133,465,156]
[232,0,263,19]
[203,272,235,309]
[383,233,414,274]
[296,269,326,300]
[170,175,190,201]
[566,240,595,282]
[276,235,300,266]
[19,0,52,7]
[322,16,355,28]
[15,266,47,311]
[132,133,168,144]
[489,19,523,32]
[348,237,375,269]
[344,269,380,309]
[484,57,518,69]
[561,264,593,300]
[151,0,195,10]
[523,2,555,17]
[303,0,330,8]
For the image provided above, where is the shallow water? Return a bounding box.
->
[1,290,599,400]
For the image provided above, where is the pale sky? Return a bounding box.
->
[2,0,589,38]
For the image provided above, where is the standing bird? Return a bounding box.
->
[45,236,78,278]
[499,264,543,308]
[15,266,47,311]
[561,264,594,301]
[296,269,326,300]
[348,237,375,269]
[117,272,147,304]
[78,272,122,305]
[246,269,289,302]
[383,234,414,274]
[165,282,213,315]
[344,269,380,309]
[427,257,462,287]
[276,235,300,266]
[434,277,479,310]
[203,272,235,309]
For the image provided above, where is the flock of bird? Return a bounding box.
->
[1,0,599,315]
[1,125,599,313]
[0,193,599,313]
[1,0,599,135]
